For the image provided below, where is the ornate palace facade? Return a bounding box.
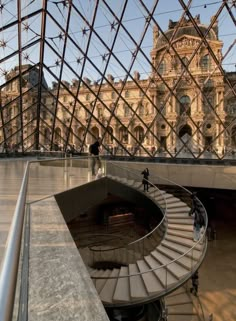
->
[1,15,236,157]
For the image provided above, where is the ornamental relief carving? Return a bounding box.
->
[203,121,216,134]
[173,38,200,49]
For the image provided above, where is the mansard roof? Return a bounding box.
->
[156,15,218,49]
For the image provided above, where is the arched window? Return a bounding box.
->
[201,54,210,71]
[44,128,51,144]
[55,127,61,144]
[91,127,99,140]
[97,107,103,118]
[68,128,73,144]
[105,126,113,144]
[227,99,236,115]
[134,126,144,142]
[203,96,213,113]
[139,104,145,115]
[124,104,130,117]
[78,127,85,141]
[158,61,165,75]
[119,126,128,143]
[179,124,192,138]
[125,90,129,98]
[110,103,116,114]
[179,95,191,116]
[231,126,236,148]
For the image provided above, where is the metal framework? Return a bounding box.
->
[0,0,236,159]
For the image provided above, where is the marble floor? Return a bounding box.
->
[0,158,235,321]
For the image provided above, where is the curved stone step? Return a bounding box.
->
[167,223,193,232]
[129,263,148,300]
[167,207,190,214]
[151,250,190,280]
[94,269,112,293]
[166,213,192,219]
[132,182,142,189]
[157,245,194,270]
[159,200,189,209]
[167,218,193,225]
[152,192,174,201]
[113,266,130,303]
[126,179,135,186]
[158,196,183,205]
[162,240,202,261]
[144,254,178,287]
[167,229,193,240]
[136,259,164,295]
[99,268,120,304]
[165,235,202,251]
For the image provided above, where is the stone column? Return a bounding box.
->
[215,121,220,151]
[216,88,224,113]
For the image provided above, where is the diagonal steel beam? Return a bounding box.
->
[35,0,48,150]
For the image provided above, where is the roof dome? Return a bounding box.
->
[154,15,218,49]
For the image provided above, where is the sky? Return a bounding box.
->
[0,0,235,86]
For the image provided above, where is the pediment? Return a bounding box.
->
[172,35,201,49]
[156,35,201,52]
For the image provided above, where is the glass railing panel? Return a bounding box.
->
[90,160,208,296]
[83,161,168,268]
[26,157,98,203]
[12,204,30,321]
[1,156,209,321]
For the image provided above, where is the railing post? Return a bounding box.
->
[165,265,168,290]
[64,153,68,173]
[70,153,72,169]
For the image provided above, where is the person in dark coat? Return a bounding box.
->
[190,271,199,296]
[89,137,101,176]
[141,168,149,192]
[189,192,205,241]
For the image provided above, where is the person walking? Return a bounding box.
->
[89,137,102,176]
[189,192,205,242]
[141,168,150,192]
[190,271,199,296]
[95,168,103,180]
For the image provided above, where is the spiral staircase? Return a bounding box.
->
[78,171,208,308]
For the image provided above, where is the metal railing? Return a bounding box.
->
[80,162,167,266]
[89,161,208,304]
[0,162,30,321]
[0,156,208,319]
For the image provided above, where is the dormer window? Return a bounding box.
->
[125,90,129,98]
[124,104,130,117]
[201,54,210,71]
[181,57,189,71]
[158,61,166,75]
[180,95,191,116]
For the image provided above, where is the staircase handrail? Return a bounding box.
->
[78,233,132,250]
[99,162,167,251]
[91,232,207,280]
[90,162,208,281]
[0,162,30,321]
[111,163,208,235]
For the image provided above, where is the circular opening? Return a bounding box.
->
[206,123,211,129]
[161,124,166,129]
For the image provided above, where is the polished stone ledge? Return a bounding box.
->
[28,197,109,321]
